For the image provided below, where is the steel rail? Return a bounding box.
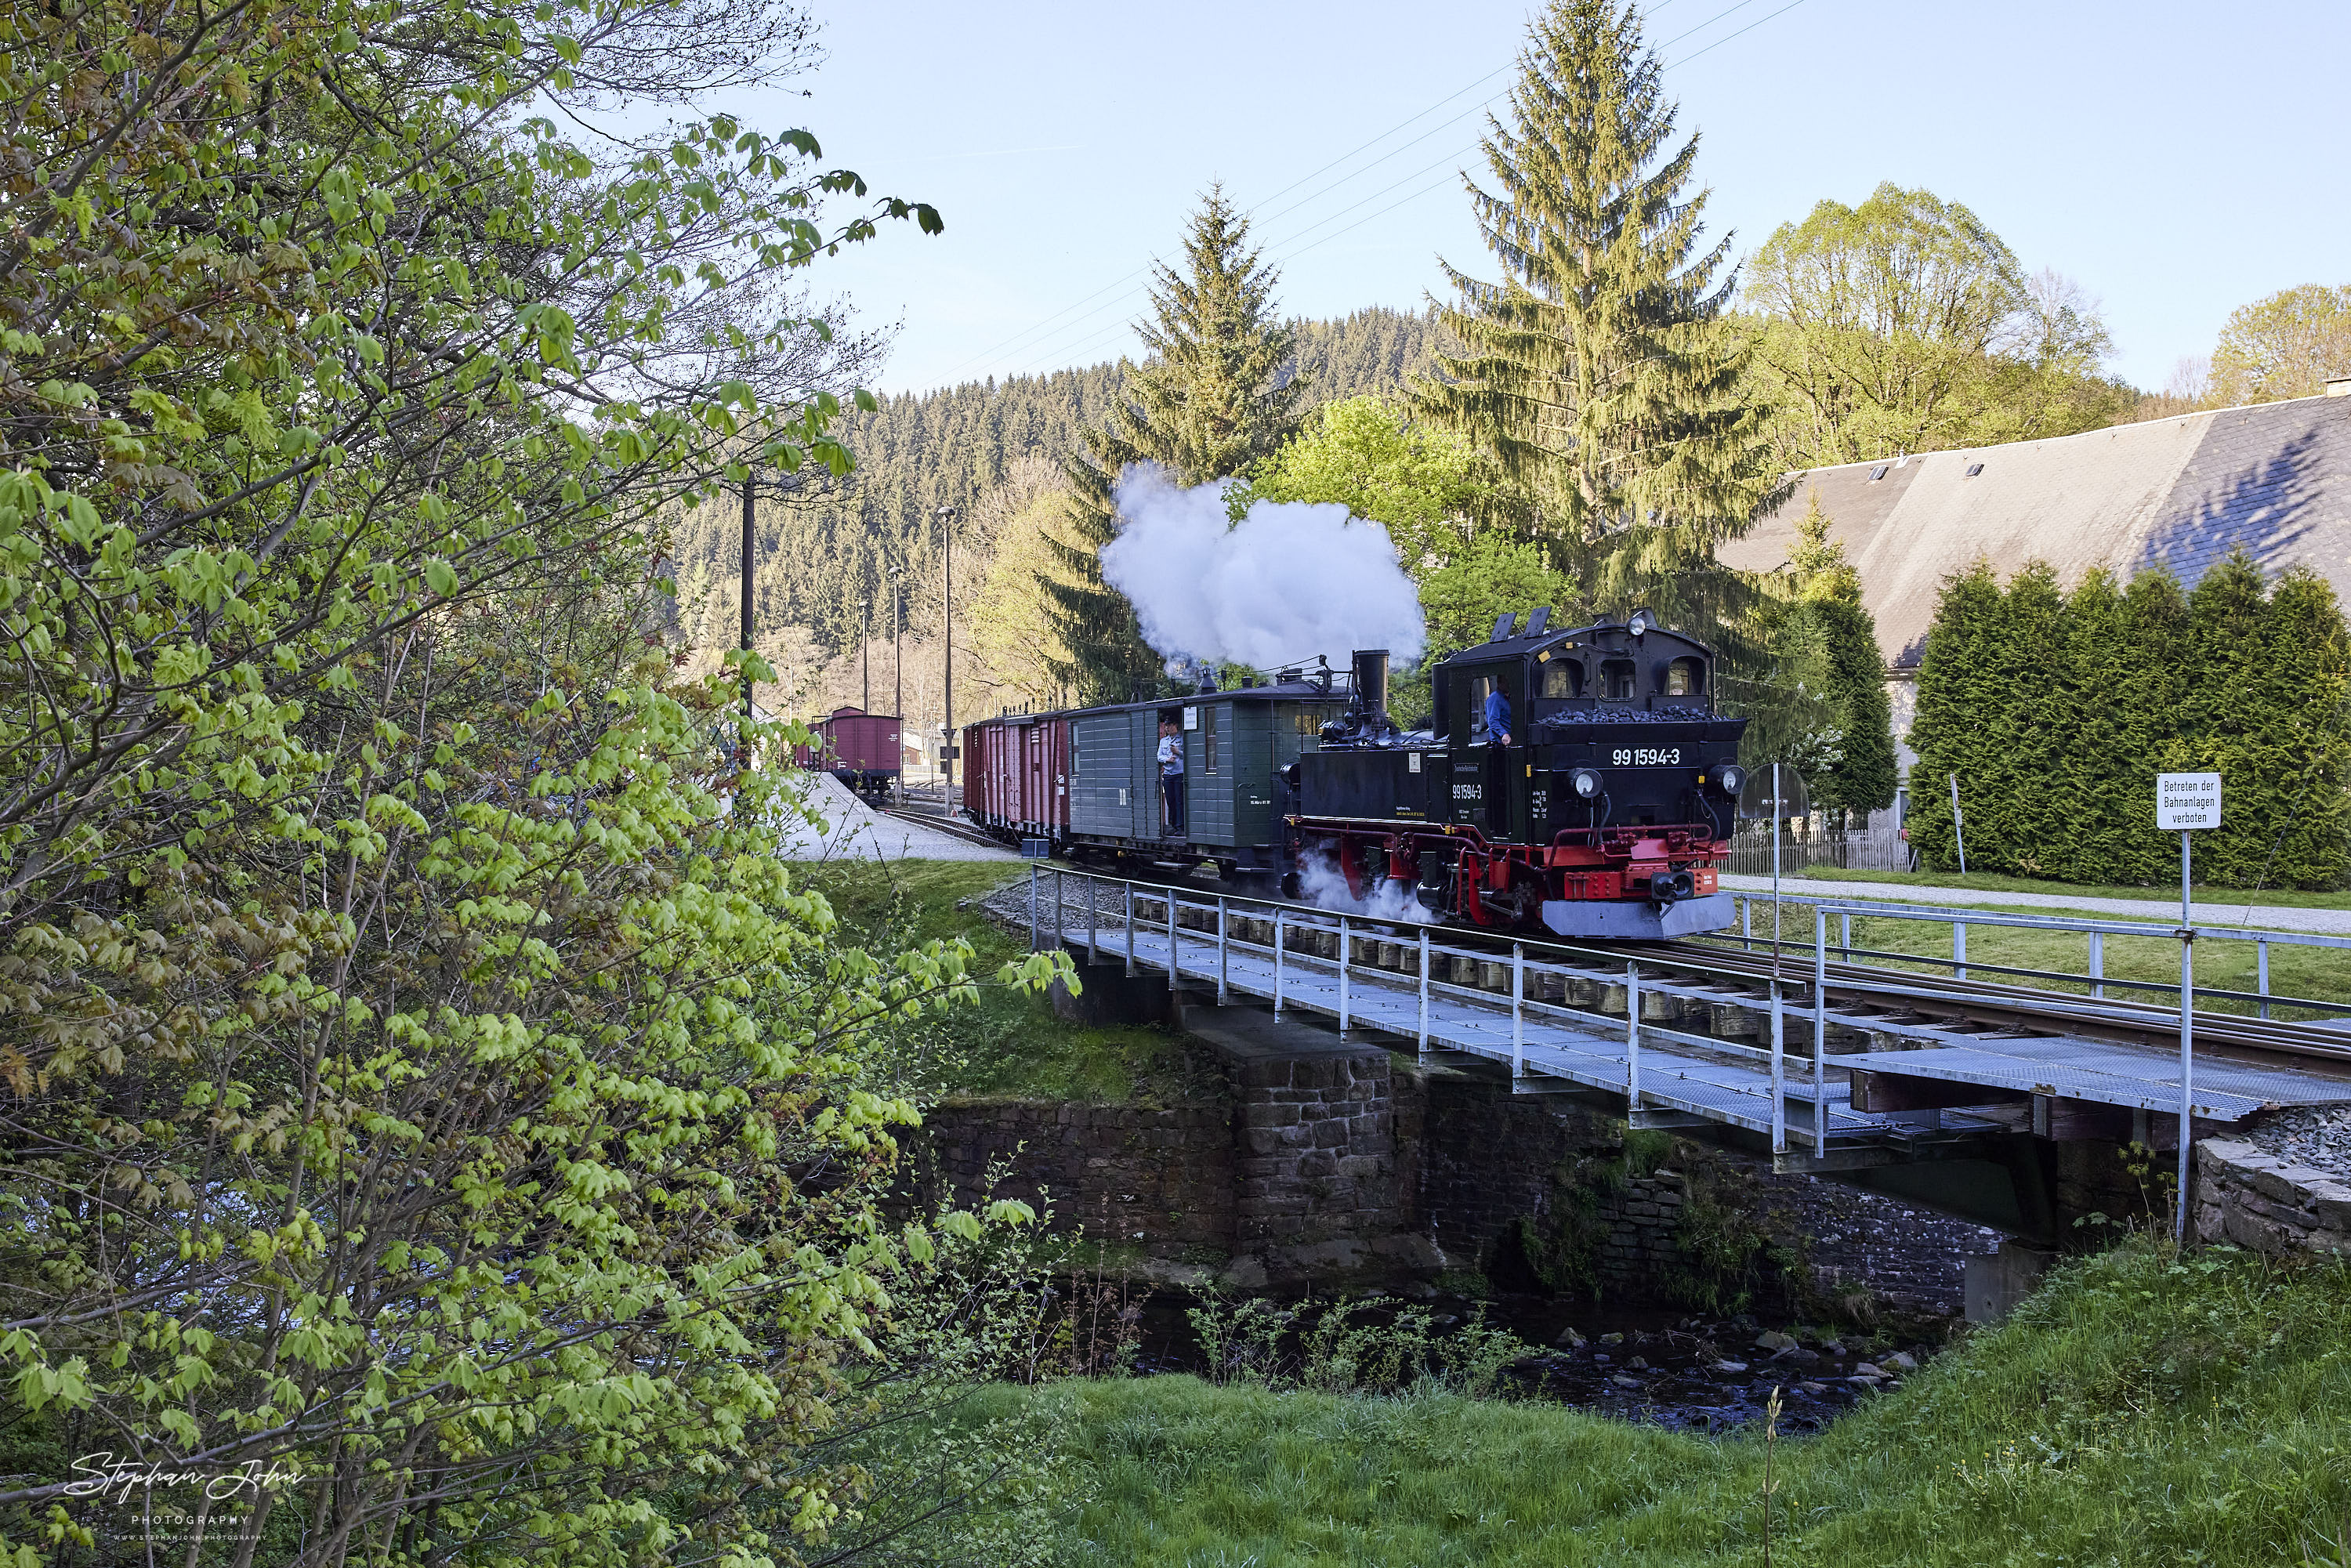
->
[1644,940,2351,1070]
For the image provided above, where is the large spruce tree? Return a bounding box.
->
[1415,0,1780,628]
[1045,189,1304,699]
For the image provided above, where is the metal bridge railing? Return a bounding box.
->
[1016,867,2351,1171]
[1726,891,2351,1023]
[1023,864,1857,1157]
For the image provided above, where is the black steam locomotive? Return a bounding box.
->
[961,611,1748,939]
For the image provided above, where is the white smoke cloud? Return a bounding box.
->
[1099,465,1426,670]
[1294,843,1436,925]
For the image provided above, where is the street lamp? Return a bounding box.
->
[889,563,905,722]
[888,565,906,800]
[935,504,957,809]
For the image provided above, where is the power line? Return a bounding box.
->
[1009,161,1473,376]
[1262,139,1484,255]
[1668,0,1810,64]
[933,58,1538,382]
[984,0,1815,381]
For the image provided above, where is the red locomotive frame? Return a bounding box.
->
[1291,818,1726,928]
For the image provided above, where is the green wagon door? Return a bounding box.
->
[1129,708,1161,839]
[1233,702,1277,846]
[1184,699,1235,849]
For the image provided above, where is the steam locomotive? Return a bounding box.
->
[961,611,1748,939]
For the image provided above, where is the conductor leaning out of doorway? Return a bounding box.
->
[1157,719,1186,836]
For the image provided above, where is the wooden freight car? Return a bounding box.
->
[795,706,902,798]
[964,710,1068,846]
[962,673,1351,878]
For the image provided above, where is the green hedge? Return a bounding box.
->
[1907,554,2351,888]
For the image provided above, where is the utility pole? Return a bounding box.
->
[861,592,872,714]
[738,472,755,726]
[936,505,957,808]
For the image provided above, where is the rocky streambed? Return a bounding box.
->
[1123,1288,1941,1432]
[1495,1306,1933,1432]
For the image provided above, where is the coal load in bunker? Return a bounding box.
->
[961,610,1747,940]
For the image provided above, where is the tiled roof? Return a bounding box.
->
[1718,393,2351,668]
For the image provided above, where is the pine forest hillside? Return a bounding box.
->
[668,306,1447,672]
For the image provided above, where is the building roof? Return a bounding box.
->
[1717,391,2351,669]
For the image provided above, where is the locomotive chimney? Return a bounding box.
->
[1350,649,1389,721]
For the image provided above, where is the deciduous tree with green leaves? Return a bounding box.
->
[2207,283,2351,406]
[0,1,1073,1563]
[1741,184,2134,467]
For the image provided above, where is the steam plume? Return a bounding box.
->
[1099,465,1425,671]
[1295,843,1435,924]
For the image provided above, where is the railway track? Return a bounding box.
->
[1643,937,2351,1074]
[878,805,1005,851]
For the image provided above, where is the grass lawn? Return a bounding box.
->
[1007,1244,2351,1566]
[791,857,1210,1104]
[1695,898,2351,1019]
[1766,864,2351,913]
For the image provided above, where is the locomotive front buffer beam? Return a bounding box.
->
[1540,891,1737,941]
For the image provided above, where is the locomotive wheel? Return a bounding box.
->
[1477,862,1546,929]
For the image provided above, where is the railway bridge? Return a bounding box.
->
[1013,864,2351,1276]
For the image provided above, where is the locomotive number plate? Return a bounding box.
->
[1610,748,1684,766]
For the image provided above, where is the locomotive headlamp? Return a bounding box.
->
[1709,762,1746,797]
[1569,767,1603,799]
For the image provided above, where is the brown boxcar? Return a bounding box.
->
[796,707,901,796]
[963,712,1068,843]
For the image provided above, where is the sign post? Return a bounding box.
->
[2155,771,2222,1245]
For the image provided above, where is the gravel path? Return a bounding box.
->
[768,773,1020,863]
[1722,875,2351,936]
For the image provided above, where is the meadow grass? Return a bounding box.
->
[795,856,1207,1103]
[1000,1244,2351,1566]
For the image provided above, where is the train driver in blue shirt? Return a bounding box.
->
[1483,683,1512,833]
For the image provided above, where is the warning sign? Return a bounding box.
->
[2156,772,2222,831]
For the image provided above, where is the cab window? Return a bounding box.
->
[1469,675,1493,739]
[1602,659,1636,701]
[1664,657,1704,697]
[1539,658,1583,698]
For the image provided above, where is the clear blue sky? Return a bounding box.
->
[724,0,2350,397]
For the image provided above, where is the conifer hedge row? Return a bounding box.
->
[1907,556,2351,889]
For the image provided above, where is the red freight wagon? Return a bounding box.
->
[796,707,901,798]
[964,712,1068,842]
